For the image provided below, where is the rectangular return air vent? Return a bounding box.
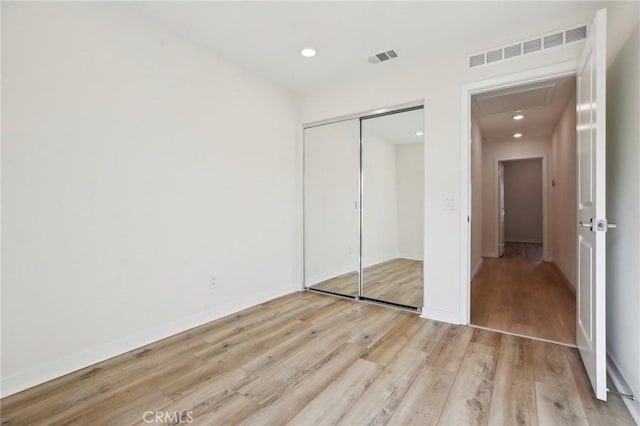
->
[468,24,587,68]
[368,49,399,64]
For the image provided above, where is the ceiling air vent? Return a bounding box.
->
[368,49,399,64]
[467,22,588,69]
[565,25,587,43]
[523,39,542,54]
[469,53,485,68]
[544,32,564,49]
[486,49,503,63]
[504,44,522,59]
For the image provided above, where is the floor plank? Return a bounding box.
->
[487,334,538,426]
[240,343,366,425]
[437,340,499,425]
[287,358,382,425]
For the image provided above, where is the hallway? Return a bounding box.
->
[471,252,576,345]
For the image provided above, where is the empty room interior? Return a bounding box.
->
[2,2,640,425]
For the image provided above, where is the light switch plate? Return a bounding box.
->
[444,197,457,210]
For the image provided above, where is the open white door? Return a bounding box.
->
[498,162,505,257]
[576,8,608,401]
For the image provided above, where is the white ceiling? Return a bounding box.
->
[472,75,576,142]
[363,109,424,145]
[124,1,609,95]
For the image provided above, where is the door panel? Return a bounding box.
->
[576,8,607,401]
[361,109,424,308]
[578,235,593,342]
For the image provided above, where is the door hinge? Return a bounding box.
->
[607,388,635,400]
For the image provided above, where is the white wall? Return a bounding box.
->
[550,93,577,288]
[606,21,640,423]
[503,159,543,243]
[303,120,360,285]
[482,138,550,257]
[1,3,298,396]
[396,142,424,260]
[470,119,483,275]
[362,132,400,266]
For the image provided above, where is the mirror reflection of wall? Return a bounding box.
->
[304,119,360,297]
[362,109,424,307]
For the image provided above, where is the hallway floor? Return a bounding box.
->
[471,247,576,345]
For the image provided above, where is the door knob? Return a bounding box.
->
[579,219,617,231]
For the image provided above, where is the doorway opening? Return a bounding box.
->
[499,158,544,261]
[467,74,578,346]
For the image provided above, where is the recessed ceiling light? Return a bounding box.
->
[373,108,388,114]
[299,47,317,58]
[513,132,523,138]
[513,114,524,120]
[416,131,423,136]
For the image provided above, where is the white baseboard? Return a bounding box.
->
[607,354,640,424]
[421,307,460,325]
[363,254,400,269]
[550,261,576,293]
[0,286,292,398]
[305,264,358,286]
[471,259,484,280]
[397,253,423,261]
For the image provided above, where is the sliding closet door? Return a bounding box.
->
[361,109,424,308]
[304,119,360,297]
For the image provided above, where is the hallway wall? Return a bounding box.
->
[550,92,577,289]
[470,118,483,276]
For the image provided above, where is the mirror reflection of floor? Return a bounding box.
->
[308,258,423,308]
[471,244,576,345]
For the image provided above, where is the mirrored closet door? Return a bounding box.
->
[304,106,424,310]
[361,109,424,308]
[304,119,360,297]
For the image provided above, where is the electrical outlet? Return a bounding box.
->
[209,276,217,289]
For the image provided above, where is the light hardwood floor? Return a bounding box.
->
[309,258,423,307]
[471,254,576,345]
[1,292,633,425]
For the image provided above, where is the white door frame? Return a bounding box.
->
[498,161,505,257]
[459,60,577,325]
[495,156,549,260]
